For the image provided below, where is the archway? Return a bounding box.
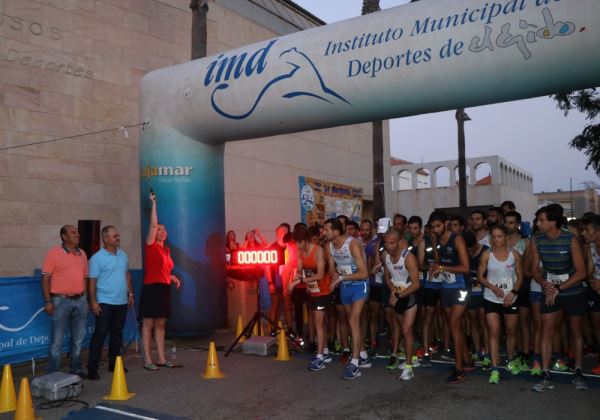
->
[140,0,600,335]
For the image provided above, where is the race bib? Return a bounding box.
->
[374,270,384,285]
[391,280,409,291]
[337,265,353,276]
[307,281,320,294]
[493,277,513,292]
[546,272,569,286]
[441,272,456,284]
[470,271,482,291]
[429,274,443,283]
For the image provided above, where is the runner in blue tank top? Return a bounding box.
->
[428,210,471,383]
[325,218,371,380]
[530,204,587,392]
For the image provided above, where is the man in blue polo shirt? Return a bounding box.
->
[86,225,134,380]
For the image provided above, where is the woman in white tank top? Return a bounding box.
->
[477,225,523,384]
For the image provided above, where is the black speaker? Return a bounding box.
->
[78,220,101,259]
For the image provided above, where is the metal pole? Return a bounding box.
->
[456,109,468,209]
[570,177,574,218]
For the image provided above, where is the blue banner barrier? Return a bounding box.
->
[0,271,143,366]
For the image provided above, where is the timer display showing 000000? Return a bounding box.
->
[234,249,279,265]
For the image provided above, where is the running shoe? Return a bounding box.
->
[572,370,588,391]
[359,355,372,368]
[481,357,492,371]
[591,364,600,375]
[399,358,421,369]
[340,350,351,364]
[463,361,476,372]
[386,355,398,371]
[530,360,542,377]
[416,348,425,359]
[411,356,421,368]
[488,369,500,384]
[308,357,325,371]
[441,348,455,361]
[421,354,432,367]
[334,341,343,354]
[398,351,406,360]
[519,356,531,372]
[323,353,333,363]
[507,359,521,375]
[399,365,414,381]
[471,352,479,362]
[532,375,554,392]
[343,363,362,380]
[552,359,569,372]
[446,369,466,384]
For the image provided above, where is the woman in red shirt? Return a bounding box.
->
[140,192,182,370]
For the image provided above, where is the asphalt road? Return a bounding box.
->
[1,330,598,420]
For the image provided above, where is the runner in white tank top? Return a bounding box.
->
[324,218,370,380]
[382,229,420,382]
[477,225,523,384]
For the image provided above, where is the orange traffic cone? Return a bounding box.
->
[235,316,245,343]
[202,341,225,379]
[0,364,16,413]
[14,378,36,420]
[104,356,135,400]
[275,322,291,361]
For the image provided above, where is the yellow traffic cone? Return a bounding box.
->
[104,356,135,400]
[14,378,36,420]
[0,364,16,413]
[202,341,225,379]
[275,323,291,361]
[235,316,245,343]
[252,320,262,337]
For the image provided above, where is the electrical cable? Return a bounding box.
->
[0,122,147,152]
[36,384,89,410]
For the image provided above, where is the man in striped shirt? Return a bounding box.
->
[530,204,587,392]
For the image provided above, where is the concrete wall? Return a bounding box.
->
[391,156,537,223]
[0,0,389,276]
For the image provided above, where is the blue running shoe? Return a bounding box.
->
[323,353,333,363]
[308,357,325,371]
[359,356,372,368]
[343,363,362,380]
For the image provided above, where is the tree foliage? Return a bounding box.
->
[552,88,600,175]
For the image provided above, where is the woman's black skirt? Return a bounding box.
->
[139,283,171,319]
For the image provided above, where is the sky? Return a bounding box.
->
[292,0,599,193]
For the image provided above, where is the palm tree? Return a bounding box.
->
[190,0,209,60]
[361,0,385,221]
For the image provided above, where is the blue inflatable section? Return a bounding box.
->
[0,271,142,366]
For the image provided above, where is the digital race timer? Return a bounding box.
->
[232,249,280,265]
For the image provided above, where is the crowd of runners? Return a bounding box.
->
[226,201,600,391]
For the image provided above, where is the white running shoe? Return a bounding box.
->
[399,366,414,381]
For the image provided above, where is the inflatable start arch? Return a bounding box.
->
[140,0,600,335]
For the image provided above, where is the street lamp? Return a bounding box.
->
[456,108,471,209]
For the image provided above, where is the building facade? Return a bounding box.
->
[536,188,600,218]
[391,155,537,222]
[0,0,391,277]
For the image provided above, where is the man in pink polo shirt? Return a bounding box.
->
[41,225,89,377]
